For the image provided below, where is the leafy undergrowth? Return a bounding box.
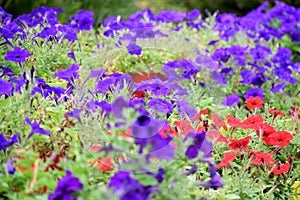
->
[0,1,300,200]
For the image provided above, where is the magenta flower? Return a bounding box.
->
[5,47,30,63]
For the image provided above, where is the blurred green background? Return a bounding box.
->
[1,0,300,24]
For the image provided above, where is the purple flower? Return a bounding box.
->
[25,117,51,139]
[66,108,83,124]
[211,71,227,85]
[135,79,170,96]
[0,79,13,96]
[89,68,105,79]
[249,44,271,63]
[127,43,142,55]
[270,81,286,92]
[67,51,76,63]
[37,26,57,39]
[135,115,151,127]
[185,131,207,159]
[54,64,79,82]
[186,9,201,21]
[109,171,158,200]
[112,96,128,119]
[58,25,77,41]
[49,170,83,200]
[196,164,223,189]
[240,69,254,84]
[244,88,264,100]
[0,66,14,78]
[156,10,186,23]
[0,133,19,151]
[5,47,30,63]
[211,48,229,63]
[0,7,12,25]
[227,45,247,66]
[5,160,15,175]
[68,10,94,31]
[222,94,241,106]
[148,98,173,114]
[251,72,266,86]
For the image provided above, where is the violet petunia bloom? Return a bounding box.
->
[89,68,105,79]
[54,64,79,82]
[185,131,206,159]
[48,170,83,200]
[68,10,94,31]
[197,164,223,189]
[0,133,19,151]
[240,69,254,84]
[5,47,30,63]
[5,160,15,175]
[249,44,271,63]
[0,66,14,78]
[127,43,142,55]
[0,79,13,96]
[244,88,264,100]
[109,171,159,200]
[112,96,128,119]
[221,94,241,106]
[148,98,173,114]
[25,117,51,139]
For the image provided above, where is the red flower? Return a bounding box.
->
[250,152,275,166]
[271,162,290,175]
[268,108,286,118]
[174,120,194,136]
[263,131,293,147]
[240,115,264,130]
[210,113,227,130]
[226,115,241,128]
[130,90,148,99]
[89,157,114,171]
[228,136,252,151]
[158,124,178,138]
[245,96,264,110]
[258,123,276,137]
[216,152,237,169]
[206,130,228,144]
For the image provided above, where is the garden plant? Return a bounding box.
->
[0,1,300,199]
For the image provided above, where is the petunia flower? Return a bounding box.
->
[5,160,16,175]
[250,152,275,166]
[127,43,142,55]
[263,131,293,147]
[54,64,79,82]
[5,47,30,63]
[245,96,264,110]
[222,94,241,107]
[0,133,19,151]
[148,98,173,114]
[25,117,51,139]
[0,79,13,96]
[228,136,252,151]
[271,162,290,175]
[48,170,83,200]
[216,152,237,169]
[244,88,264,100]
[268,108,286,122]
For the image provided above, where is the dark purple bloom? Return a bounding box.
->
[244,88,264,100]
[66,108,83,124]
[5,160,15,175]
[25,117,51,139]
[148,134,174,160]
[0,7,12,25]
[131,117,165,139]
[54,64,79,82]
[127,43,142,55]
[96,100,112,115]
[148,98,173,114]
[135,79,170,96]
[186,9,201,21]
[249,44,271,63]
[89,68,105,79]
[49,170,83,200]
[109,171,158,200]
[135,115,151,127]
[185,131,206,159]
[156,10,186,23]
[0,66,14,78]
[67,51,76,63]
[5,47,30,63]
[240,69,254,84]
[227,45,247,66]
[222,94,241,106]
[270,81,286,92]
[68,10,94,31]
[211,48,229,63]
[37,26,57,39]
[251,72,266,86]
[196,164,223,189]
[112,96,128,119]
[0,79,13,96]
[0,133,19,151]
[58,25,77,41]
[11,75,26,94]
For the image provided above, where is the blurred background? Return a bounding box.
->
[1,0,300,23]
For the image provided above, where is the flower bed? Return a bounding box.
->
[0,1,299,199]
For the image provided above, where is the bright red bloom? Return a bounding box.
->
[259,123,276,137]
[130,90,148,99]
[158,124,178,138]
[226,115,241,128]
[216,152,237,169]
[240,115,264,130]
[89,157,114,171]
[268,108,286,118]
[228,136,252,151]
[250,152,275,166]
[271,162,290,175]
[199,109,209,115]
[245,96,264,110]
[263,131,293,147]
